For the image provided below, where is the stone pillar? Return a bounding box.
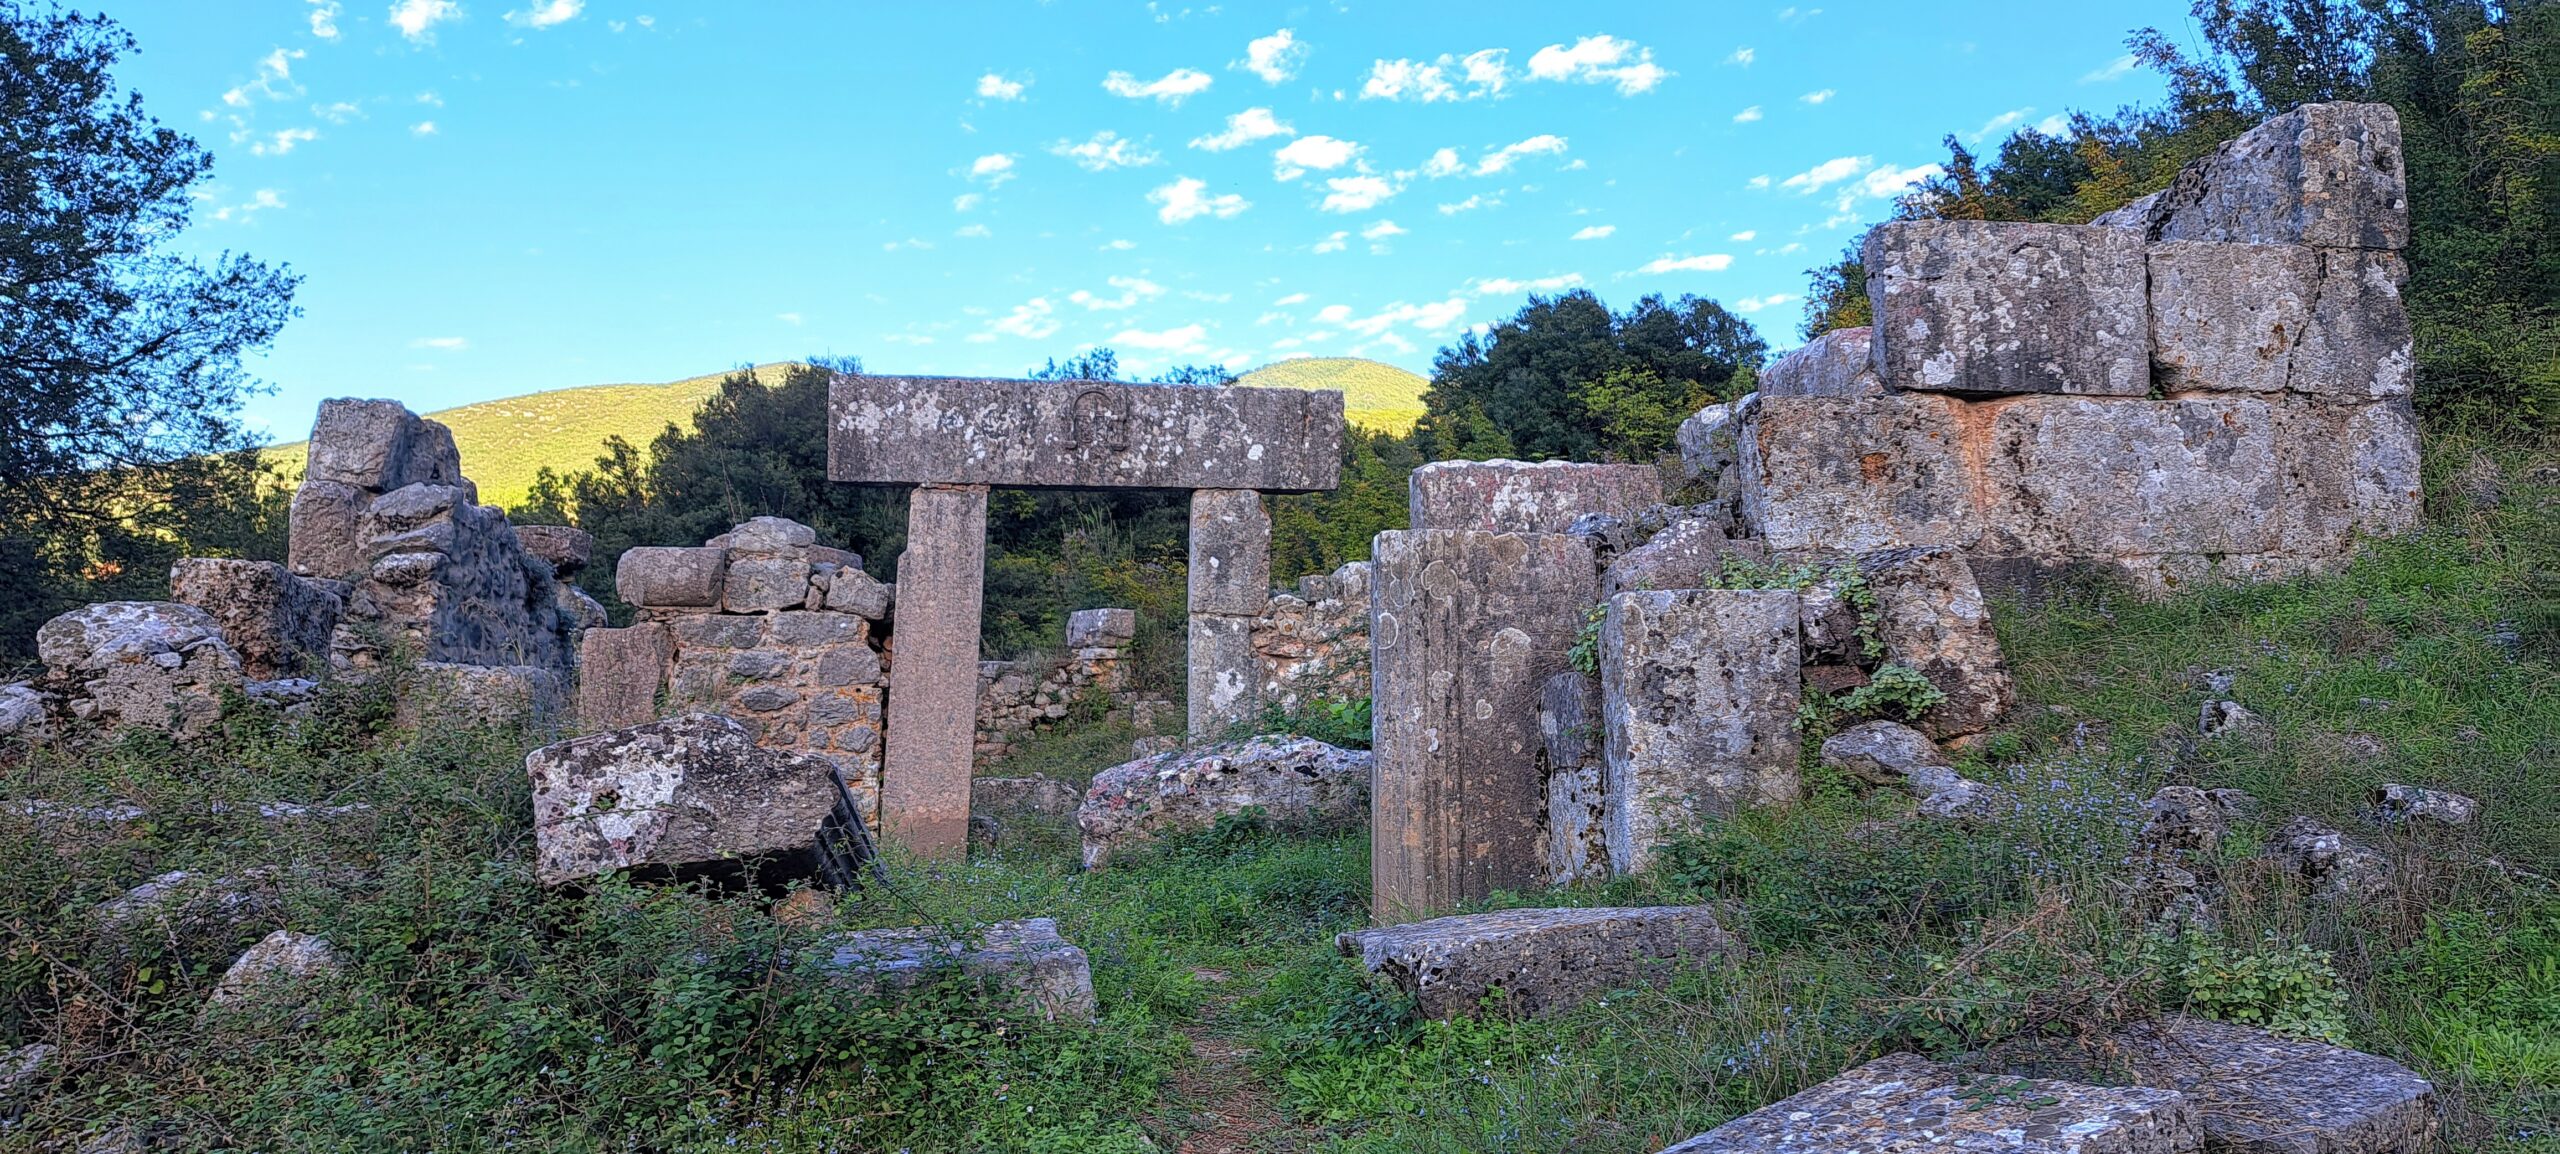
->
[1601,589,1803,877]
[1369,529,1595,923]
[577,622,671,731]
[881,483,988,858]
[1187,489,1271,741]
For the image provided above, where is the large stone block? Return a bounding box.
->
[577,624,670,731]
[1407,459,1661,535]
[1975,396,2286,558]
[527,713,839,885]
[1189,488,1271,617]
[168,559,341,679]
[1860,546,2014,740]
[1337,905,1737,1020]
[1864,220,2150,397]
[1998,1016,2435,1154]
[286,479,369,579]
[1675,396,1749,484]
[829,375,1341,492]
[1661,1053,2202,1154]
[1599,518,1764,597]
[2150,101,2409,250]
[616,547,729,609]
[304,399,464,491]
[1064,607,1136,649]
[722,557,812,614]
[2148,241,2321,394]
[2276,397,2422,555]
[1737,394,1981,554]
[1600,590,1802,875]
[812,918,1096,1022]
[1760,326,1883,397]
[1078,736,1371,867]
[1186,613,1259,741]
[879,484,987,858]
[1369,529,1594,921]
[36,602,243,737]
[2292,249,2414,399]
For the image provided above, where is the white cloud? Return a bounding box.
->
[314,100,362,123]
[1191,107,1292,151]
[1780,155,1869,194]
[1971,107,2033,142]
[1320,174,1398,213]
[1051,131,1158,171]
[410,335,468,350]
[881,237,933,251]
[2035,112,2072,136]
[2080,53,2139,83]
[250,126,320,155]
[777,311,804,325]
[307,1,341,39]
[1470,273,1583,296]
[990,298,1058,340]
[1103,238,1137,251]
[1069,275,1166,310]
[1361,219,1406,240]
[1272,134,1359,180]
[1316,304,1353,323]
[1801,88,1835,104]
[1238,29,1307,84]
[969,152,1016,186]
[505,0,581,29]
[211,188,287,222]
[1359,50,1506,102]
[1747,174,1772,189]
[953,192,982,212]
[1343,298,1470,338]
[1726,46,1755,66]
[1731,230,1756,241]
[1103,67,1213,106]
[1313,232,1350,254]
[1524,34,1668,95]
[1113,323,1208,352]
[1733,105,1763,123]
[955,223,991,238]
[1149,176,1249,223]
[1471,134,1567,176]
[411,120,436,135]
[1437,194,1490,215]
[1572,224,1615,240]
[1274,292,1309,305]
[1851,161,1940,201]
[416,90,444,106]
[1422,148,1464,178]
[388,0,459,42]
[977,72,1027,101]
[1635,253,1734,274]
[222,48,304,108]
[1733,293,1798,313]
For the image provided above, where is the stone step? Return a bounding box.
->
[1662,1052,2202,1153]
[1337,904,1736,1020]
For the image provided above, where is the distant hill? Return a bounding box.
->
[265,357,1429,510]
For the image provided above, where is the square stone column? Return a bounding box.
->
[1600,589,1803,876]
[1369,529,1595,923]
[1188,488,1271,741]
[881,483,988,858]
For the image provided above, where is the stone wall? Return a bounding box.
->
[1254,561,1373,715]
[974,608,1177,765]
[1722,102,2420,594]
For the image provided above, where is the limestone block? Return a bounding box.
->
[1600,590,1802,875]
[1864,220,2150,396]
[1064,607,1136,648]
[723,515,817,557]
[1407,459,1662,535]
[1599,518,1764,597]
[723,557,811,614]
[1185,613,1259,740]
[1860,547,2014,739]
[207,930,341,1010]
[812,918,1097,1021]
[1975,396,2286,559]
[527,713,840,885]
[1370,529,1595,921]
[1820,720,1952,790]
[1737,394,1981,554]
[765,610,865,648]
[1675,395,1750,484]
[830,375,1341,492]
[2148,241,2320,394]
[814,645,882,687]
[616,547,730,609]
[0,683,47,740]
[1077,736,1371,867]
[879,484,988,858]
[286,478,369,578]
[2151,101,2409,250]
[2004,1016,2435,1154]
[1537,670,1600,774]
[822,568,893,620]
[515,525,593,576]
[1337,905,1737,1020]
[2275,397,2422,555]
[1545,764,1608,887]
[36,602,243,737]
[1760,326,1882,397]
[1660,1053,2202,1154]
[577,624,670,731]
[168,559,342,679]
[668,613,761,649]
[1190,489,1272,617]
[304,399,462,490]
[2292,250,2413,398]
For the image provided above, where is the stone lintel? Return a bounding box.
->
[828,375,1343,492]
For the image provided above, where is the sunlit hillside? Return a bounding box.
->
[264,358,1428,510]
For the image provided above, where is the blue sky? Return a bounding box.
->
[108,1,2187,438]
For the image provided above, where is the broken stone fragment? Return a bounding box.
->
[722,515,818,558]
[169,559,343,679]
[2147,101,2410,250]
[1863,219,2151,397]
[1539,670,1607,886]
[1076,735,1369,868]
[0,683,51,740]
[1598,518,1765,597]
[1063,607,1137,649]
[1661,1052,2202,1154]
[304,398,464,492]
[91,869,283,966]
[1758,327,1882,398]
[514,525,594,577]
[1337,904,1738,1020]
[810,917,1096,1022]
[821,568,893,620]
[207,929,343,1011]
[526,712,848,886]
[2369,783,2479,829]
[1859,546,2014,740]
[2199,700,2275,746]
[1405,459,1663,534]
[2270,815,2393,900]
[36,602,244,738]
[1674,395,1752,488]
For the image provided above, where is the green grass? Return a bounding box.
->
[261,358,1429,513]
[8,429,2553,1151]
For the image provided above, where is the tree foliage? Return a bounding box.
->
[1420,290,1765,462]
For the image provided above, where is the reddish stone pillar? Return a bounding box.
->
[880,483,988,858]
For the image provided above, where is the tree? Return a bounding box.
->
[1422,290,1765,462]
[0,5,298,658]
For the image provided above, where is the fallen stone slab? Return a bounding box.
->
[1337,905,1738,1020]
[2000,1016,2436,1154]
[1599,518,1764,597]
[1077,735,1370,868]
[1406,459,1662,534]
[811,917,1096,1021]
[1864,220,2151,397]
[2270,816,2393,900]
[37,601,244,737]
[526,712,845,886]
[1662,1052,2202,1153]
